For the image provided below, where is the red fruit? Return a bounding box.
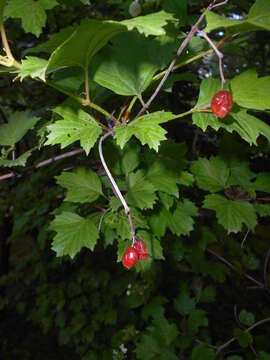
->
[211,90,233,118]
[122,246,138,269]
[133,240,148,260]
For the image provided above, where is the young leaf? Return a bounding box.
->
[191,156,230,193]
[105,208,149,241]
[203,194,257,233]
[115,111,177,151]
[0,112,40,146]
[231,70,270,110]
[56,168,103,204]
[50,211,99,259]
[46,19,126,73]
[121,10,175,37]
[126,170,157,209]
[17,56,48,81]
[46,101,102,154]
[5,0,58,37]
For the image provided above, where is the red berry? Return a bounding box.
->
[122,246,138,269]
[133,240,148,260]
[211,90,233,118]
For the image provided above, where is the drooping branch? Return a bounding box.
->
[98,132,136,245]
[135,0,229,119]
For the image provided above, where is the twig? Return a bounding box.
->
[207,248,265,289]
[135,0,229,118]
[215,317,270,356]
[196,30,225,88]
[264,247,270,290]
[98,132,136,244]
[241,229,250,248]
[0,148,84,181]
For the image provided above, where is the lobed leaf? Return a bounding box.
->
[50,211,99,259]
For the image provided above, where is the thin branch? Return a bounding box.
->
[135,0,229,118]
[0,148,84,181]
[207,248,265,289]
[215,317,270,356]
[98,132,136,245]
[241,229,250,248]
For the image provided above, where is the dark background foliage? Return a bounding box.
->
[0,0,270,359]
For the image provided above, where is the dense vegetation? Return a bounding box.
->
[0,0,270,359]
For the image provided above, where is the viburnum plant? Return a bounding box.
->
[1,0,270,358]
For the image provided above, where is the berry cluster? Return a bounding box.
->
[122,240,148,269]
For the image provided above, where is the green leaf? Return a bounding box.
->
[148,316,178,346]
[231,70,270,110]
[239,309,255,326]
[46,19,126,73]
[0,148,34,167]
[231,110,270,145]
[191,344,215,360]
[115,111,177,151]
[187,309,208,333]
[121,11,175,37]
[5,0,58,37]
[227,356,243,360]
[178,171,194,187]
[191,156,229,192]
[126,170,157,209]
[50,211,99,258]
[105,208,149,242]
[146,161,179,197]
[233,328,253,348]
[169,199,198,236]
[46,101,102,155]
[174,290,195,315]
[193,78,270,145]
[253,173,270,193]
[120,143,140,174]
[56,167,103,204]
[254,204,270,217]
[203,194,257,233]
[93,33,176,96]
[227,159,255,192]
[149,206,171,238]
[136,335,160,360]
[258,352,270,360]
[17,56,47,81]
[0,111,40,146]
[205,0,270,34]
[27,26,75,54]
